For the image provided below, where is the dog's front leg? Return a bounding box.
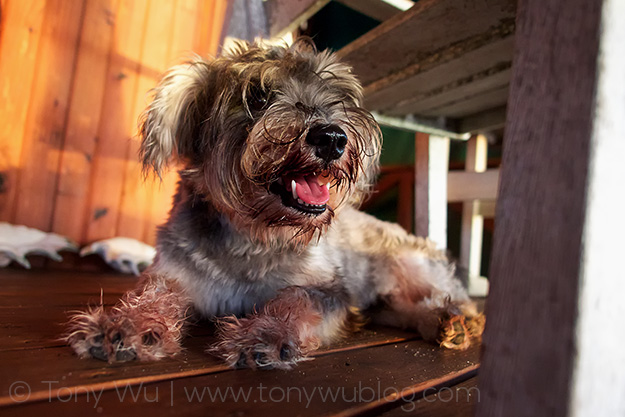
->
[212,286,356,370]
[65,275,190,362]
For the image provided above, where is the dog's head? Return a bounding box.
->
[140,39,381,245]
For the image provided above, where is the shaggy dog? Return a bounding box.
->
[66,39,484,370]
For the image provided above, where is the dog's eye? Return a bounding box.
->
[247,85,270,112]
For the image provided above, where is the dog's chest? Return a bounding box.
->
[158,239,340,317]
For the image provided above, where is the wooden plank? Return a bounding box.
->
[391,66,511,116]
[0,325,421,406]
[337,0,516,87]
[0,341,479,414]
[379,377,479,416]
[209,0,229,56]
[143,0,203,245]
[415,133,449,247]
[193,0,216,56]
[116,0,176,242]
[52,0,119,244]
[0,305,114,351]
[414,132,429,238]
[336,0,404,21]
[418,85,510,119]
[0,270,135,305]
[475,0,625,415]
[12,0,86,232]
[447,170,499,202]
[364,35,514,112]
[457,106,507,134]
[83,0,150,244]
[0,0,45,223]
[0,270,421,405]
[0,270,134,350]
[264,0,330,38]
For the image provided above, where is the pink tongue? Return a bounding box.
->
[293,175,329,205]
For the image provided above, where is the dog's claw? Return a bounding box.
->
[236,352,248,368]
[212,316,305,370]
[279,344,291,361]
[89,346,108,362]
[115,348,137,362]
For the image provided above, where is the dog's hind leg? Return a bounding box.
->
[65,274,191,362]
[211,285,359,370]
[370,248,485,350]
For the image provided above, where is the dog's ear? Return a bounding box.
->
[139,58,209,177]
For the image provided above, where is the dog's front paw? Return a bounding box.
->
[65,306,135,362]
[211,314,307,370]
[65,307,182,362]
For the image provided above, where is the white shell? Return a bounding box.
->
[80,237,156,276]
[0,222,78,268]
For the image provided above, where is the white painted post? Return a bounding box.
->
[460,135,490,296]
[569,0,625,413]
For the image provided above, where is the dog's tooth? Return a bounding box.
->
[297,198,304,205]
[291,180,298,200]
[325,183,330,190]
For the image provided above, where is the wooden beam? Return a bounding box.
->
[337,0,516,87]
[414,133,449,248]
[417,84,510,119]
[457,106,507,134]
[476,0,625,415]
[335,0,403,21]
[447,169,499,202]
[264,0,330,38]
[390,64,511,116]
[414,133,429,238]
[363,35,515,113]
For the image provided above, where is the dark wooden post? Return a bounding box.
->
[476,0,625,415]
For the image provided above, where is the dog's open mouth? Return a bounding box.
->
[269,172,331,215]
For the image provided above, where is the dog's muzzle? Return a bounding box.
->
[306,125,347,163]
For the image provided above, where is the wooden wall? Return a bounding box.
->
[0,0,228,246]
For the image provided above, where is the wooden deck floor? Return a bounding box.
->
[0,270,481,416]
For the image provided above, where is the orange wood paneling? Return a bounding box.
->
[0,0,229,247]
[84,0,151,244]
[52,0,120,243]
[116,0,177,243]
[143,0,201,245]
[0,0,46,222]
[13,0,86,231]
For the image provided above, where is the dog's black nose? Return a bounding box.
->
[306,125,347,162]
